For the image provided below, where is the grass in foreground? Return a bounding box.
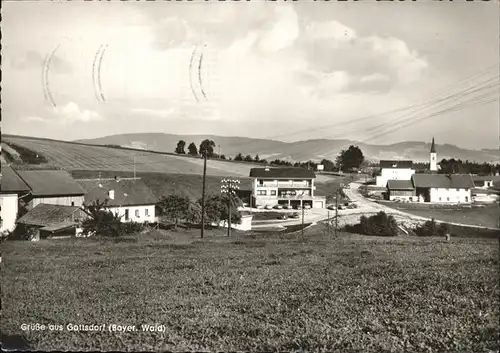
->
[1,228,498,352]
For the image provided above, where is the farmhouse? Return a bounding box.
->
[16,203,87,240]
[15,170,85,209]
[386,174,475,203]
[412,174,474,203]
[77,178,158,223]
[249,167,326,208]
[375,160,416,187]
[0,166,31,233]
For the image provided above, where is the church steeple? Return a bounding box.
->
[430,137,436,153]
[429,137,437,172]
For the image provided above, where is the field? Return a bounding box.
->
[1,229,498,352]
[381,202,500,229]
[1,136,262,177]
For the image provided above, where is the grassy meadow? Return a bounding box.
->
[1,228,498,352]
[1,136,260,177]
[381,202,500,229]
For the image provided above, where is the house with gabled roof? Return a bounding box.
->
[386,173,475,203]
[77,178,158,223]
[1,166,31,232]
[16,203,88,240]
[15,170,85,209]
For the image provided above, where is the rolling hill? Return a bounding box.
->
[75,133,500,163]
[1,135,264,178]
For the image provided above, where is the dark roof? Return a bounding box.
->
[379,160,413,169]
[430,137,436,153]
[17,204,81,227]
[249,168,316,179]
[412,174,474,189]
[387,180,415,190]
[1,166,30,193]
[77,179,158,206]
[16,170,85,196]
[472,175,500,182]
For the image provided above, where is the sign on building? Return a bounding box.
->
[317,165,324,171]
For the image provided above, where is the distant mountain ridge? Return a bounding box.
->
[75,133,499,163]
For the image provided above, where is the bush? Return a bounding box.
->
[121,222,146,234]
[359,212,399,237]
[81,200,123,237]
[415,218,450,237]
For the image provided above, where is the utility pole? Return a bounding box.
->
[201,153,207,239]
[335,188,339,236]
[327,209,331,236]
[301,205,305,236]
[221,178,240,237]
[218,145,221,159]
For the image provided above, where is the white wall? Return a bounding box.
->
[430,188,471,203]
[376,169,415,187]
[109,204,156,223]
[32,195,84,208]
[0,194,18,232]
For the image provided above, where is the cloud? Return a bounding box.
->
[257,6,299,53]
[22,116,50,123]
[10,50,73,74]
[299,20,428,91]
[52,102,102,123]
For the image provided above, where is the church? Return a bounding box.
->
[385,138,475,203]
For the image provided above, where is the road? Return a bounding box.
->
[249,182,500,231]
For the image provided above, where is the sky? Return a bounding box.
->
[2,1,499,149]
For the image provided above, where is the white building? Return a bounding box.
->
[376,160,415,187]
[250,167,326,209]
[77,178,158,223]
[412,174,474,203]
[0,166,31,233]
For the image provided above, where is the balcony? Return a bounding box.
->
[257,183,312,188]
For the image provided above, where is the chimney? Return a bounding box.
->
[108,190,115,200]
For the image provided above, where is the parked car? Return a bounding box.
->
[327,205,336,210]
[277,214,288,220]
[289,212,300,219]
[265,204,273,210]
[304,204,311,209]
[283,205,292,210]
[273,204,283,209]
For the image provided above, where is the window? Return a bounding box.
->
[456,188,460,191]
[135,209,140,218]
[71,201,75,206]
[447,197,450,201]
[257,190,267,196]
[145,208,150,216]
[439,197,442,201]
[124,209,129,220]
[270,190,277,196]
[465,196,469,202]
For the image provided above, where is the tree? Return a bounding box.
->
[359,211,398,237]
[320,159,335,172]
[234,153,243,161]
[187,142,198,156]
[254,154,260,162]
[336,145,365,172]
[157,194,191,230]
[174,140,186,154]
[244,154,253,162]
[220,154,226,160]
[199,139,216,158]
[81,199,123,237]
[194,194,242,226]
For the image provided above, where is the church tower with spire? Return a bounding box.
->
[429,137,437,173]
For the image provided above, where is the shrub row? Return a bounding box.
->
[5,142,48,164]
